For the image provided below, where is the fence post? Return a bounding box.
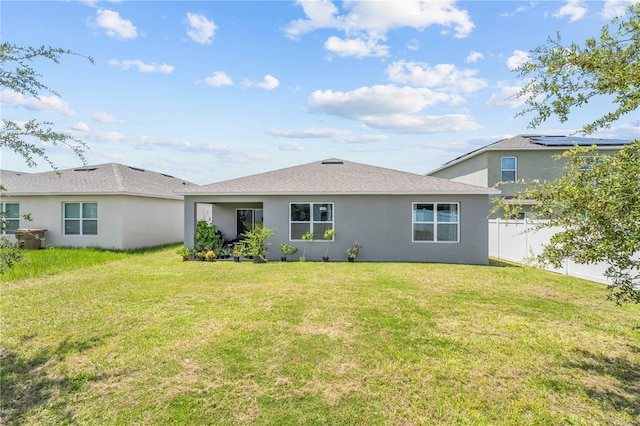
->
[524,218,529,259]
[496,218,501,259]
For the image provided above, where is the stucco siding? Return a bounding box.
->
[121,196,184,249]
[184,194,490,264]
[429,153,488,187]
[487,151,565,196]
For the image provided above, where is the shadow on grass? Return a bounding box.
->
[0,335,114,424]
[566,347,640,419]
[488,258,523,268]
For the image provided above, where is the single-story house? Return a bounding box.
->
[0,163,194,249]
[179,158,499,264]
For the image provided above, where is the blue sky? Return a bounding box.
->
[2,0,639,184]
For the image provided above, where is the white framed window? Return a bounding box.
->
[290,202,334,240]
[412,202,459,243]
[64,202,98,235]
[1,203,20,234]
[501,157,517,182]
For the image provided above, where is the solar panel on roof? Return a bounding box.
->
[530,136,632,147]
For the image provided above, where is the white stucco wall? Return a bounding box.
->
[3,194,184,250]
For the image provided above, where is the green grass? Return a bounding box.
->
[2,246,639,425]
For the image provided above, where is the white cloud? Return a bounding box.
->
[601,0,638,19]
[386,61,487,93]
[272,141,304,151]
[186,12,217,44]
[307,85,479,133]
[249,75,280,90]
[85,131,127,143]
[71,122,90,132]
[506,50,530,70]
[485,82,528,108]
[325,35,389,58]
[406,39,420,51]
[285,0,474,58]
[204,71,233,87]
[466,51,484,63]
[109,59,174,73]
[81,0,122,7]
[591,119,640,140]
[92,111,118,123]
[284,0,342,39]
[501,1,536,17]
[1,89,75,116]
[95,9,138,40]
[268,127,387,144]
[363,114,481,133]
[553,0,588,22]
[308,85,453,118]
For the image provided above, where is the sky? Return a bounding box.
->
[2,0,639,185]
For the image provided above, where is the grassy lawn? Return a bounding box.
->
[1,246,639,425]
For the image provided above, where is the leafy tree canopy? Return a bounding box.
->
[495,142,640,304]
[1,43,93,169]
[515,3,639,135]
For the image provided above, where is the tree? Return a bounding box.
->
[503,4,640,304]
[1,44,92,274]
[514,3,639,135]
[1,43,93,169]
[495,143,640,304]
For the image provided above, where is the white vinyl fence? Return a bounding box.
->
[488,219,613,285]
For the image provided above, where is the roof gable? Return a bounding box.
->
[181,158,496,195]
[1,163,194,199]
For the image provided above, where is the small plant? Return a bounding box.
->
[176,245,191,261]
[346,241,361,262]
[217,246,232,259]
[239,227,275,262]
[280,243,298,261]
[195,221,224,253]
[0,237,23,274]
[323,229,336,261]
[301,231,314,260]
[205,250,216,261]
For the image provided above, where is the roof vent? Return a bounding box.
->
[74,167,97,172]
[128,166,145,172]
[321,161,343,165]
[161,173,175,178]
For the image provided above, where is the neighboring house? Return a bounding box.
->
[427,134,632,217]
[179,158,498,264]
[0,163,194,249]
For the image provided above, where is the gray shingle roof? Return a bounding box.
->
[1,163,194,199]
[180,158,497,195]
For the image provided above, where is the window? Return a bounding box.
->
[1,203,19,234]
[579,156,602,171]
[236,209,263,237]
[290,202,334,240]
[501,157,517,182]
[64,202,97,235]
[413,203,459,243]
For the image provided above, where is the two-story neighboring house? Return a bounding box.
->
[427,134,633,218]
